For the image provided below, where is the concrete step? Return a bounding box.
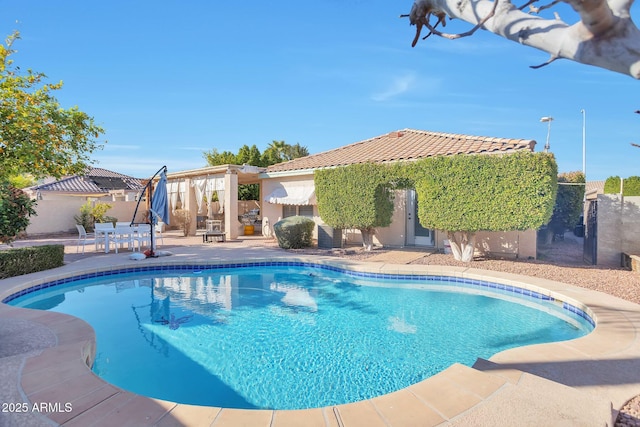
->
[446,358,615,426]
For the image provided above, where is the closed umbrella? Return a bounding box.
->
[149,167,170,254]
[129,166,169,257]
[151,169,170,226]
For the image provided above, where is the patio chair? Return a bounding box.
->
[113,225,135,253]
[75,224,95,254]
[94,222,115,252]
[134,224,152,251]
[155,222,165,247]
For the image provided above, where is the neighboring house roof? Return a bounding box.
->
[585,180,605,200]
[266,128,536,173]
[586,180,605,195]
[29,168,144,195]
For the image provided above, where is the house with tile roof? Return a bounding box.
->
[266,129,535,173]
[24,168,144,201]
[163,129,540,258]
[22,168,147,235]
[259,129,539,258]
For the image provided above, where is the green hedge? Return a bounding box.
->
[273,216,315,249]
[604,176,640,196]
[0,245,65,279]
[549,171,585,233]
[314,163,394,230]
[409,152,557,232]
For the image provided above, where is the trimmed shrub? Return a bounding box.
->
[604,176,640,196]
[273,216,315,249]
[314,162,394,251]
[0,245,64,279]
[548,171,585,236]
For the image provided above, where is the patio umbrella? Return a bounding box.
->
[151,169,170,226]
[148,167,169,254]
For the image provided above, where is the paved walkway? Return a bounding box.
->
[1,234,640,426]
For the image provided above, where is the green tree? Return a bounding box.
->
[604,176,640,196]
[1,31,105,181]
[8,173,35,189]
[283,143,309,161]
[203,141,310,201]
[236,144,263,166]
[202,148,238,166]
[409,152,557,261]
[315,163,394,251]
[1,31,104,242]
[547,171,585,238]
[0,181,36,244]
[262,140,288,164]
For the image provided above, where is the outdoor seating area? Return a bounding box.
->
[86,222,155,254]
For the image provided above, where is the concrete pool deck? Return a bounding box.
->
[1,237,640,426]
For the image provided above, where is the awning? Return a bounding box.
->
[264,182,316,205]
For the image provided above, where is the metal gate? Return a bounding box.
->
[583,200,597,265]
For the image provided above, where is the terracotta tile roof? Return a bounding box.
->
[31,168,144,194]
[266,129,536,173]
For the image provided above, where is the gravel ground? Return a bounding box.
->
[290,235,640,426]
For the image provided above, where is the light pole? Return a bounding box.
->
[540,116,554,152]
[581,109,586,177]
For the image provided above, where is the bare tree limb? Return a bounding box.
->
[423,0,499,40]
[519,0,539,11]
[528,0,562,14]
[530,55,560,68]
[404,0,640,79]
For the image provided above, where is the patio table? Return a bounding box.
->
[94,223,116,253]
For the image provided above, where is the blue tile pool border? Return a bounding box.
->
[1,261,595,327]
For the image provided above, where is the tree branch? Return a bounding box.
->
[423,0,499,40]
[404,0,640,78]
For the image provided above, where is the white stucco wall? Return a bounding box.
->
[261,176,321,238]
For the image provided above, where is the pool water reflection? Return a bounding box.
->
[8,264,593,410]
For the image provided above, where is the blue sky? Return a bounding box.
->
[3,1,640,181]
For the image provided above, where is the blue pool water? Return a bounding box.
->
[7,264,593,410]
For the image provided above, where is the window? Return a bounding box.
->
[282,205,314,218]
[298,205,313,217]
[282,205,297,218]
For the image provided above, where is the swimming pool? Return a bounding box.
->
[5,262,593,410]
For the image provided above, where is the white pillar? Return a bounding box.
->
[184,178,198,236]
[224,171,240,239]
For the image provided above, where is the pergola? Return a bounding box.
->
[163,164,265,239]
